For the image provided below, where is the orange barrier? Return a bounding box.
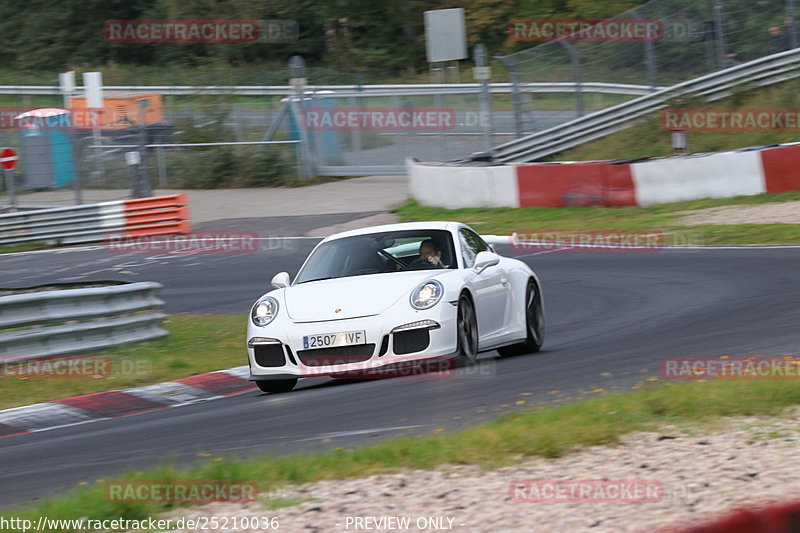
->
[124,206,189,225]
[121,194,191,238]
[123,193,188,212]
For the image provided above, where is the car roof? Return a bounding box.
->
[321,221,465,243]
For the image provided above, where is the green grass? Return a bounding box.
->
[5,378,800,531]
[0,242,54,254]
[0,315,247,410]
[394,191,800,245]
[558,80,800,161]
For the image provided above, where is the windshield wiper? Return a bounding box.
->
[296,277,336,284]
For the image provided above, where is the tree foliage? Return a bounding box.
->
[0,0,777,78]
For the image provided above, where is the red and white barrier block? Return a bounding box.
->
[406,142,800,208]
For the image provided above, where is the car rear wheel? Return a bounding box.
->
[498,279,544,357]
[255,378,297,393]
[456,294,478,366]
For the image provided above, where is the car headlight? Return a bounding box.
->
[251,296,279,326]
[410,280,443,310]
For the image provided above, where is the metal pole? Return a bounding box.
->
[788,0,798,49]
[156,146,167,187]
[91,117,105,186]
[433,92,447,159]
[74,166,83,205]
[473,44,494,155]
[72,135,83,205]
[136,105,152,197]
[126,107,152,199]
[713,0,727,69]
[392,95,407,157]
[633,9,658,90]
[3,169,16,211]
[644,40,657,90]
[560,42,584,117]
[349,95,362,152]
[495,55,525,138]
[65,126,83,205]
[289,55,312,179]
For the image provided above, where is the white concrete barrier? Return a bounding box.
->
[406,158,519,209]
[630,151,765,207]
[407,143,800,209]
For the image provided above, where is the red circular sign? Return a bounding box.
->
[0,148,18,171]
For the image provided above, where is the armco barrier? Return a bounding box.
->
[0,282,167,361]
[407,142,800,208]
[493,48,800,163]
[0,194,190,246]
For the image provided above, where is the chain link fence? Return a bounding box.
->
[0,100,303,208]
[295,89,518,175]
[498,0,800,135]
[0,88,521,204]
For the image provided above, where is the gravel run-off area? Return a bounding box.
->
[677,200,800,225]
[158,408,800,533]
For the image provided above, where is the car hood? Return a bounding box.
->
[285,271,442,322]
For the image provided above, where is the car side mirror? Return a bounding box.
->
[473,251,500,274]
[271,272,291,289]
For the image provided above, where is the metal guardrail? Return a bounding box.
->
[0,194,190,246]
[0,282,167,360]
[0,82,662,97]
[493,49,800,162]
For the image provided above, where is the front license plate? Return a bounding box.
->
[303,330,366,350]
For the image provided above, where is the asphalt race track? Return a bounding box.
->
[1,224,800,509]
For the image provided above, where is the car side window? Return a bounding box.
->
[459,229,487,268]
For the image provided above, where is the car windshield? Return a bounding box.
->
[294,230,456,284]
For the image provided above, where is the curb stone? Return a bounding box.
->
[0,366,254,438]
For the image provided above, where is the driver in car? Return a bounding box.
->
[408,239,444,269]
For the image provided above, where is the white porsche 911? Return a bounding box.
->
[246,221,544,393]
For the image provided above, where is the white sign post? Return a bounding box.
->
[59,71,76,110]
[83,72,104,110]
[84,72,105,184]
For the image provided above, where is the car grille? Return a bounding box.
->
[392,329,430,355]
[297,344,376,366]
[254,343,286,367]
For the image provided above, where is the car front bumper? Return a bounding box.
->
[247,307,459,380]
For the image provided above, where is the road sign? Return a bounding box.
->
[424,8,467,63]
[0,147,18,170]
